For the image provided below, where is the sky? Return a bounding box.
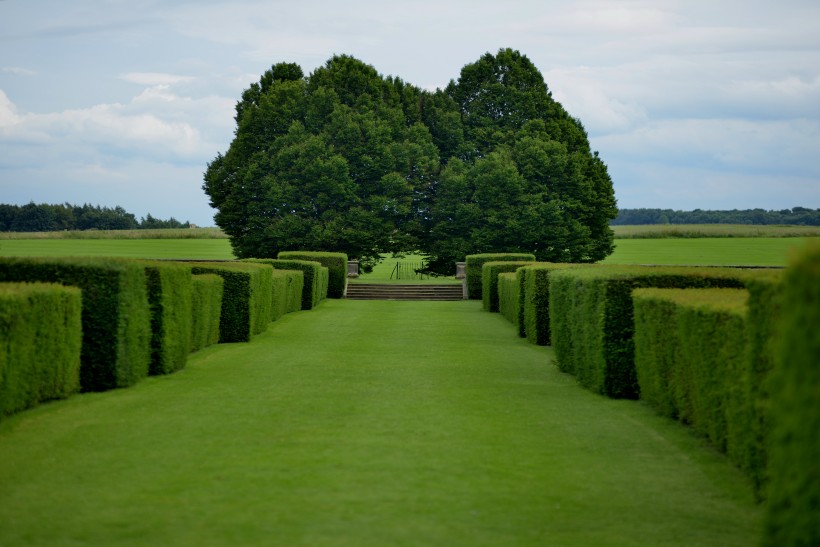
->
[1,0,819,227]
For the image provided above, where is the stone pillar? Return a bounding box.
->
[347,260,359,278]
[455,262,466,279]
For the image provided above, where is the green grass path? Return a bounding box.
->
[0,300,761,546]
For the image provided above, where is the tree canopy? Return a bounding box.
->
[204,49,618,272]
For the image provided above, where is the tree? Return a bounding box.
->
[422,49,617,272]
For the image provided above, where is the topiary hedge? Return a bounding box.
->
[190,274,223,352]
[549,265,781,399]
[481,261,535,312]
[520,263,583,345]
[0,257,151,392]
[278,251,347,298]
[465,253,535,300]
[245,259,326,310]
[0,282,82,417]
[188,262,273,343]
[270,270,304,320]
[143,261,193,375]
[764,244,820,546]
[498,273,520,326]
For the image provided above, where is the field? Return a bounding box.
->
[0,300,762,545]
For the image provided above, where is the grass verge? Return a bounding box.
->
[604,237,815,266]
[0,300,761,546]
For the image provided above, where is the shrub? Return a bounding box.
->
[481,261,534,312]
[188,262,274,343]
[190,274,223,352]
[633,288,748,454]
[764,244,820,546]
[270,270,303,320]
[278,251,347,298]
[465,253,535,300]
[244,259,325,310]
[143,261,193,375]
[0,282,82,417]
[498,273,520,326]
[520,263,583,345]
[0,257,151,392]
[549,265,781,399]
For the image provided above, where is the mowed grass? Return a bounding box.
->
[0,238,235,260]
[0,300,761,546]
[604,237,817,266]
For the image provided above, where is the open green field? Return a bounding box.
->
[603,237,816,266]
[611,224,820,238]
[0,300,761,546]
[0,238,236,260]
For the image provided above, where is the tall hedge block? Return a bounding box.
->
[190,274,223,352]
[521,263,582,345]
[245,259,325,310]
[549,265,780,399]
[143,262,193,375]
[764,245,820,546]
[278,251,347,298]
[481,261,534,312]
[0,283,82,417]
[497,273,520,326]
[0,257,151,392]
[633,289,749,455]
[465,253,535,300]
[188,262,273,343]
[270,270,303,320]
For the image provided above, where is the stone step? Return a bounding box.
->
[346,283,465,301]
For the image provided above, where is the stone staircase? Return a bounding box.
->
[345,283,465,301]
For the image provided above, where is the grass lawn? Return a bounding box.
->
[0,300,762,546]
[0,238,235,260]
[354,253,461,284]
[604,237,816,266]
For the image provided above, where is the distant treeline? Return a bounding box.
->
[612,207,820,226]
[0,202,191,232]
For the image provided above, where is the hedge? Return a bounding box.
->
[190,274,223,352]
[633,288,749,458]
[549,265,782,399]
[764,244,820,546]
[0,257,151,392]
[143,261,193,375]
[0,282,82,417]
[465,253,535,300]
[188,262,273,343]
[271,269,304,320]
[498,273,520,326]
[278,251,347,299]
[481,261,534,312]
[520,263,583,345]
[245,259,326,310]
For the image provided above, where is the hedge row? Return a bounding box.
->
[520,263,582,345]
[278,251,346,299]
[497,273,520,326]
[481,261,535,312]
[144,261,193,376]
[465,253,535,300]
[548,265,782,399]
[190,274,223,353]
[0,257,152,392]
[764,244,820,546]
[245,259,326,310]
[271,270,304,320]
[0,282,82,417]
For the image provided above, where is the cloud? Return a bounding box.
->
[121,72,195,86]
[1,66,37,76]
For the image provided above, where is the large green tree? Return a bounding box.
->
[204,56,438,267]
[204,50,617,271]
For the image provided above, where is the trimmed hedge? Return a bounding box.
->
[549,265,782,399]
[143,261,193,375]
[498,273,520,326]
[190,274,223,352]
[188,262,274,343]
[278,251,347,298]
[0,282,82,417]
[270,269,304,320]
[633,288,749,455]
[245,259,326,310]
[0,257,151,392]
[481,261,534,312]
[465,253,535,300]
[520,263,583,345]
[764,245,820,546]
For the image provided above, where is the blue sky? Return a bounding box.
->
[1,0,818,226]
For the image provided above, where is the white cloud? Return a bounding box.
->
[1,67,37,76]
[0,89,22,127]
[121,72,194,86]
